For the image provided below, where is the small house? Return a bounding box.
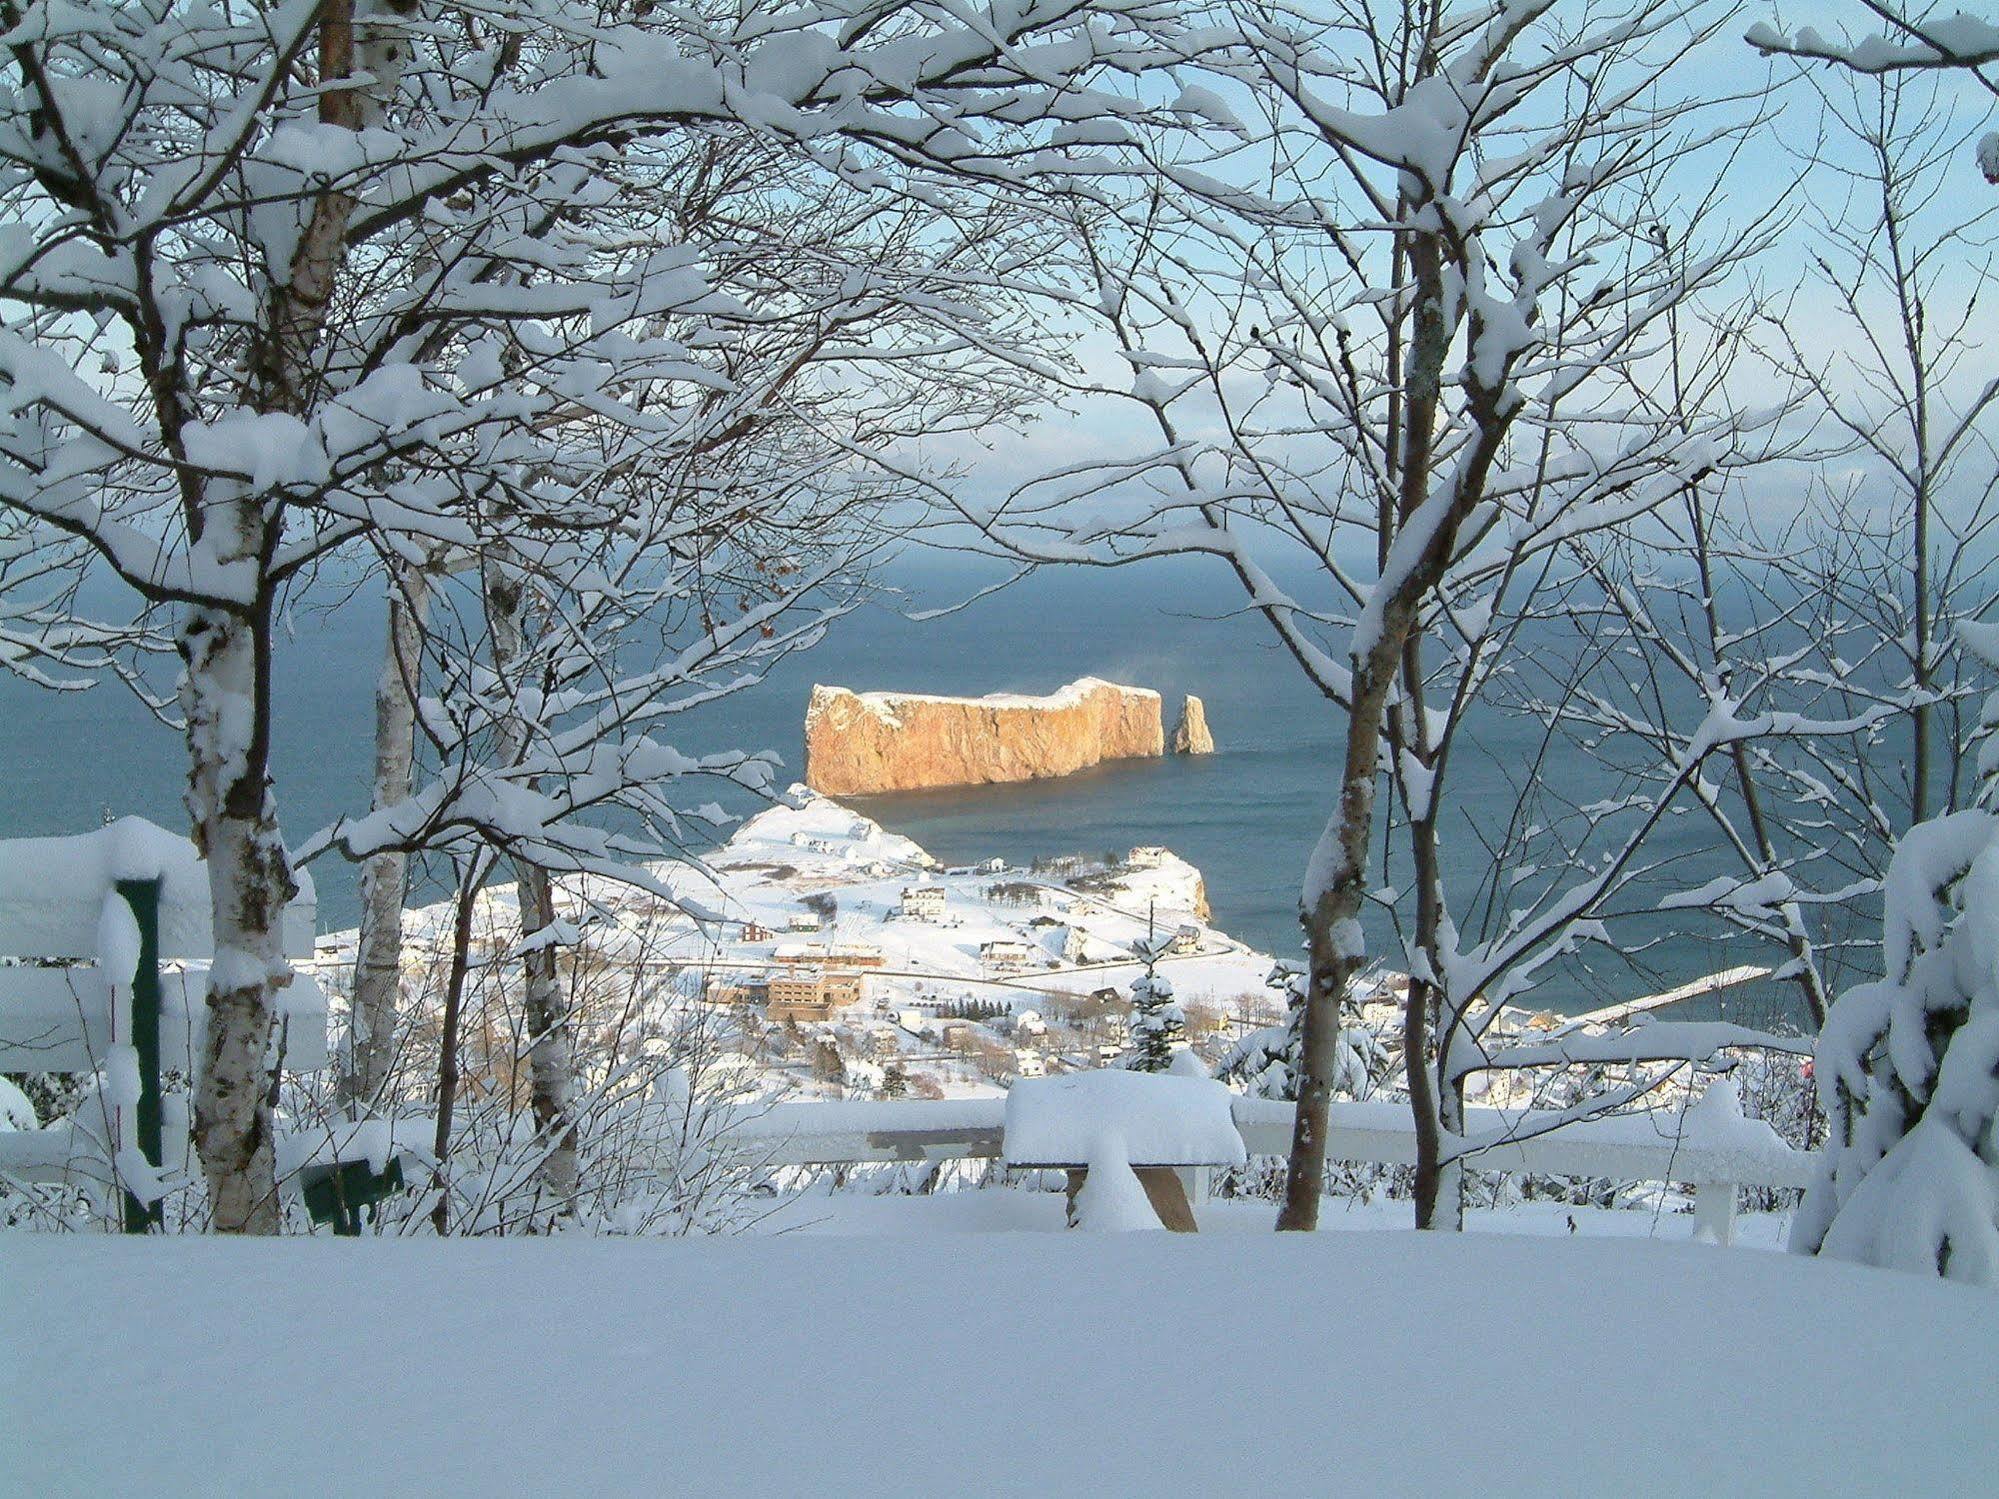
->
[979,939,1035,972]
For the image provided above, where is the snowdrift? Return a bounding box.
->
[6,1231,1989,1497]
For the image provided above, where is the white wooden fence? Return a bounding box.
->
[726,1086,1816,1245]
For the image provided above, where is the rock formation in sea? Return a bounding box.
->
[804,678,1166,795]
[1172,694,1214,755]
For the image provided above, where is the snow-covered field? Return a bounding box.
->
[7,1229,1987,1497]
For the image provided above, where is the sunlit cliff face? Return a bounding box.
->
[804,679,1167,796]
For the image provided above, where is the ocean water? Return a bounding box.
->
[0,555,1817,1026]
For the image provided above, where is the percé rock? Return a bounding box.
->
[804,678,1165,796]
[1172,694,1214,755]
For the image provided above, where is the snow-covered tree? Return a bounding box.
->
[1792,623,1999,1285]
[958,0,1783,1228]
[1217,963,1383,1101]
[0,522,166,691]
[1125,971,1183,1072]
[0,0,1185,1229]
[1539,44,1999,1041]
[1750,7,1999,184]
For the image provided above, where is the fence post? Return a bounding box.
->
[1692,1180,1737,1247]
[116,877,164,1234]
[1176,1165,1211,1210]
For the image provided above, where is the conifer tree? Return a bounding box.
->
[1126,972,1185,1074]
[1793,625,1999,1285]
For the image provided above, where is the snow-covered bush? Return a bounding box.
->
[1792,627,1999,1283]
[1215,964,1389,1102]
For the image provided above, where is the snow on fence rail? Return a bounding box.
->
[730,1085,1815,1245]
[0,819,322,1228]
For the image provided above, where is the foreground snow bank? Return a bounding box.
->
[5,1233,1990,1497]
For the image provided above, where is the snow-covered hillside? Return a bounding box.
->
[312,788,1279,1104]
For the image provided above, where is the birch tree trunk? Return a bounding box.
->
[484,565,582,1216]
[342,565,430,1116]
[182,596,296,1234]
[516,863,580,1217]
[187,0,375,1230]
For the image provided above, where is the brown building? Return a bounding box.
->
[773,942,887,970]
[767,971,867,1023]
[705,975,768,1006]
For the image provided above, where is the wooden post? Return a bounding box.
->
[1134,1167,1199,1232]
[117,877,164,1233]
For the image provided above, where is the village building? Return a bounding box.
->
[704,975,768,1007]
[774,941,886,969]
[1169,924,1202,955]
[767,971,867,1023]
[979,939,1035,972]
[739,920,774,944]
[899,885,947,921]
[1127,846,1170,868]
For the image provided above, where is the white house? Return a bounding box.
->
[899,885,947,921]
[979,940,1035,972]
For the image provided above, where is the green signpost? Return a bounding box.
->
[101,864,392,1234]
[116,877,164,1235]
